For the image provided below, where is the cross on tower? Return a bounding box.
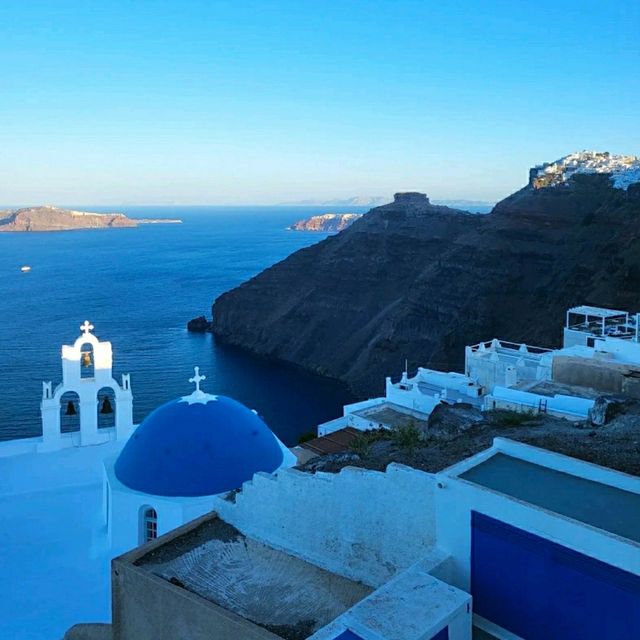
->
[80,320,94,335]
[189,366,206,393]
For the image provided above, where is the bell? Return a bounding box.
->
[65,400,77,416]
[82,351,92,368]
[100,397,113,414]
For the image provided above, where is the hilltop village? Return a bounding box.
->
[1,298,640,640]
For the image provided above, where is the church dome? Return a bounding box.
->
[114,371,285,497]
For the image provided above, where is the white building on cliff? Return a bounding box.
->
[318,304,640,436]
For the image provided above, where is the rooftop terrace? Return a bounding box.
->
[566,306,636,340]
[460,453,640,543]
[135,516,373,640]
[353,404,430,431]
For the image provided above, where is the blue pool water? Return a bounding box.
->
[0,206,361,444]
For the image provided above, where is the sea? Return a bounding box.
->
[0,206,367,445]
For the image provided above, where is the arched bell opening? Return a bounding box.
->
[80,343,95,379]
[60,391,81,434]
[97,387,116,429]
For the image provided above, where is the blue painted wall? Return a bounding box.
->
[332,631,365,640]
[431,625,449,640]
[471,511,640,639]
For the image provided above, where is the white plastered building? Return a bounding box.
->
[39,321,134,451]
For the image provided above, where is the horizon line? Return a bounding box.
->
[0,199,498,209]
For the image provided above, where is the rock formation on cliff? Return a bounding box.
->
[0,205,181,232]
[288,213,363,233]
[212,154,640,396]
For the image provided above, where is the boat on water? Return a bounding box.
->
[20,266,31,272]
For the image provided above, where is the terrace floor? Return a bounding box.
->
[460,452,640,543]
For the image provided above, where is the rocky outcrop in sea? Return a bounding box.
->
[211,153,640,396]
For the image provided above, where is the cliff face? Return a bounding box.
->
[212,174,640,397]
[288,213,363,232]
[0,206,137,232]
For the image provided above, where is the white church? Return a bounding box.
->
[0,321,295,639]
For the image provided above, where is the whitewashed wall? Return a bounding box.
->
[597,335,640,364]
[215,463,439,587]
[415,368,482,397]
[484,386,594,419]
[465,341,553,391]
[385,380,442,415]
[104,462,216,555]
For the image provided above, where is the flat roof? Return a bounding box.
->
[354,404,430,431]
[513,380,601,399]
[459,453,640,543]
[568,305,628,318]
[136,516,372,639]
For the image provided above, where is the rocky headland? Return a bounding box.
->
[0,206,182,232]
[288,213,363,233]
[208,152,640,397]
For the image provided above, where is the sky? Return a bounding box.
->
[0,0,638,205]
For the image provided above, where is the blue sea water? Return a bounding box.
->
[0,206,364,445]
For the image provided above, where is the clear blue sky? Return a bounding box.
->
[1,1,638,205]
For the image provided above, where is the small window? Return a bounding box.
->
[142,507,157,543]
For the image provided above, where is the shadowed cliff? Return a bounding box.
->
[212,175,640,396]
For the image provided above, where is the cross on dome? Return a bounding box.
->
[80,320,94,335]
[189,366,206,393]
[181,366,218,405]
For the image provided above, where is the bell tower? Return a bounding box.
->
[39,321,134,451]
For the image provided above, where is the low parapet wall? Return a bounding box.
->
[484,386,594,419]
[215,463,439,588]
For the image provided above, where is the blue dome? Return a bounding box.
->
[114,394,285,497]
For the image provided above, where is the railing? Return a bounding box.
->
[468,339,553,354]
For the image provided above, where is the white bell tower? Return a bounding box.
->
[39,321,134,451]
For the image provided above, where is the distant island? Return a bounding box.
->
[288,213,363,232]
[0,206,182,232]
[280,196,387,207]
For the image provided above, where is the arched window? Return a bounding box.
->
[140,507,157,544]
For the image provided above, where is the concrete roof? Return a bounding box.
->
[136,516,372,639]
[353,404,430,431]
[460,453,640,543]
